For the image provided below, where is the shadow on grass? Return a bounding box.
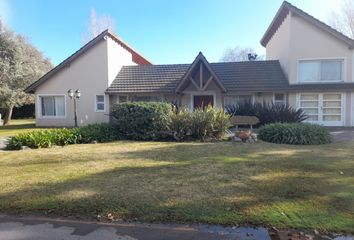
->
[1,142,354,232]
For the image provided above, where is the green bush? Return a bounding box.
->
[258,123,331,145]
[6,128,79,150]
[225,100,307,125]
[76,123,121,143]
[168,106,230,141]
[6,123,122,150]
[111,102,172,140]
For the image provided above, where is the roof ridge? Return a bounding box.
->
[261,1,354,47]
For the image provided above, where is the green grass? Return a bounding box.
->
[1,141,354,233]
[0,119,48,137]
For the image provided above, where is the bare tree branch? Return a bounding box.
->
[81,8,116,44]
[328,0,354,39]
[220,46,264,62]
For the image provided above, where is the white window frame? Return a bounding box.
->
[37,94,66,119]
[297,58,346,83]
[95,94,106,112]
[223,94,255,106]
[296,92,345,126]
[273,93,286,105]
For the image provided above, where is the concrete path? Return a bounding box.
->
[0,215,271,240]
[0,138,8,150]
[328,127,354,142]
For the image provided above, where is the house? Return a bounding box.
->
[25,1,354,127]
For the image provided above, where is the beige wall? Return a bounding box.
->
[35,36,135,127]
[266,13,291,80]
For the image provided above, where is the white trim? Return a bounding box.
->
[189,91,217,110]
[37,94,67,119]
[296,57,346,83]
[94,94,106,112]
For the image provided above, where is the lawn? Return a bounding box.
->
[0,119,42,137]
[1,141,354,233]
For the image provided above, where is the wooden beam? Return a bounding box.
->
[200,63,203,89]
[202,75,214,90]
[189,76,201,90]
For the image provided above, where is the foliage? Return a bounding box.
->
[225,100,307,125]
[111,102,172,140]
[75,123,121,143]
[258,123,331,145]
[0,20,52,124]
[220,46,264,62]
[168,106,230,141]
[5,123,122,150]
[0,104,35,119]
[6,128,79,150]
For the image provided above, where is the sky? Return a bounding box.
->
[0,0,344,66]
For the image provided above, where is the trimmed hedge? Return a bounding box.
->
[258,123,331,145]
[225,100,307,125]
[111,102,172,140]
[5,123,121,150]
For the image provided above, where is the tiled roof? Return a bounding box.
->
[106,60,290,93]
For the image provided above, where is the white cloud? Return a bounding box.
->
[0,0,11,23]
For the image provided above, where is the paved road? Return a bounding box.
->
[0,215,271,240]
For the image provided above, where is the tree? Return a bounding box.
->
[81,8,116,44]
[220,46,264,62]
[328,0,354,39]
[0,20,52,125]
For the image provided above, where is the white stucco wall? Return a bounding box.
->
[35,36,135,127]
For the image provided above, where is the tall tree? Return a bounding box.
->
[328,0,354,39]
[81,8,116,44]
[0,20,52,125]
[220,46,264,62]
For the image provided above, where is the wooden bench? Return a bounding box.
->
[229,116,260,130]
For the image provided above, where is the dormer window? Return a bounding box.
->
[298,59,343,83]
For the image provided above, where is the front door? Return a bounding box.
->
[298,93,343,126]
[193,95,214,109]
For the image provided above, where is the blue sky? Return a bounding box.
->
[0,0,343,65]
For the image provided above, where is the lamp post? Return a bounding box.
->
[67,89,81,127]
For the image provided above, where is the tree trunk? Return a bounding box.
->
[3,105,14,125]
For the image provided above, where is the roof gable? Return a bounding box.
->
[261,1,354,48]
[175,52,226,93]
[25,29,151,93]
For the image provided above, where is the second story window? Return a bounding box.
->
[298,59,343,83]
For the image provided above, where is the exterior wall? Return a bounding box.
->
[266,13,353,84]
[266,13,291,80]
[288,14,353,84]
[35,37,135,127]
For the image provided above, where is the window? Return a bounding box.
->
[298,59,343,83]
[39,96,65,117]
[274,93,286,106]
[95,95,105,112]
[224,95,253,106]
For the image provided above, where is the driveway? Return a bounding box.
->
[328,127,354,142]
[0,215,270,240]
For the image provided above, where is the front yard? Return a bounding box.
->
[1,141,354,233]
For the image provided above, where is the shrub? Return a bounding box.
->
[76,123,121,143]
[225,100,307,125]
[6,128,78,150]
[168,108,191,141]
[258,123,331,145]
[111,102,172,140]
[168,106,230,141]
